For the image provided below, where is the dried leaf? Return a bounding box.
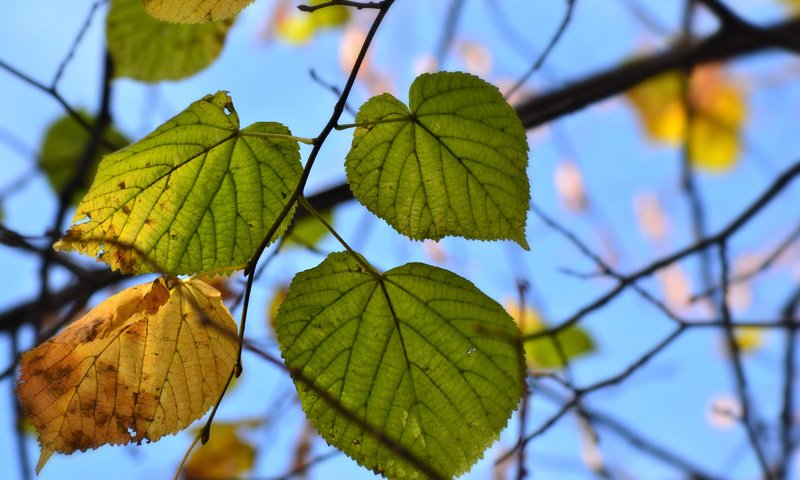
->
[16,278,238,473]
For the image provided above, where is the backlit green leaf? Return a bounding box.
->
[276,252,523,479]
[143,0,254,24]
[54,91,301,276]
[107,0,233,82]
[284,210,332,248]
[39,111,129,206]
[345,71,530,249]
[506,302,595,369]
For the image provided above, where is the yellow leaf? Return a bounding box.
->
[779,0,800,12]
[733,327,764,354]
[274,0,351,45]
[183,422,257,479]
[143,0,254,24]
[16,278,238,473]
[267,285,288,335]
[625,65,746,172]
[276,15,317,45]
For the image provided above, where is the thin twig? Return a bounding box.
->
[298,0,382,13]
[524,160,800,341]
[505,0,575,99]
[50,0,107,89]
[716,241,771,477]
[778,286,800,479]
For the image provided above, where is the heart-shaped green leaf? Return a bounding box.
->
[276,252,524,478]
[55,91,301,276]
[346,71,530,249]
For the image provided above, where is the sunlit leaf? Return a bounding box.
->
[107,0,233,82]
[275,252,523,478]
[274,0,350,45]
[143,0,253,24]
[183,421,259,479]
[54,91,301,276]
[506,301,594,369]
[284,211,332,248]
[724,326,764,356]
[346,71,530,248]
[779,0,800,13]
[16,277,238,473]
[267,284,288,335]
[625,65,746,172]
[39,111,129,205]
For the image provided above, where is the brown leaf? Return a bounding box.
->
[16,277,238,473]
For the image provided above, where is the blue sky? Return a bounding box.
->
[2,1,800,479]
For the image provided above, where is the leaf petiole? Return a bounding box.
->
[335,114,415,130]
[238,131,316,145]
[297,195,383,280]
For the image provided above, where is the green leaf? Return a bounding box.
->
[107,0,233,82]
[276,252,523,479]
[39,111,129,205]
[54,91,301,276]
[284,210,332,248]
[143,0,254,24]
[527,327,594,369]
[345,71,530,249]
[507,303,595,369]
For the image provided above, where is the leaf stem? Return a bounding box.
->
[238,131,316,145]
[297,196,382,279]
[173,429,203,480]
[335,114,415,130]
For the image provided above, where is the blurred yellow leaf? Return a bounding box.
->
[505,301,594,369]
[16,278,238,473]
[274,0,350,45]
[184,422,258,479]
[267,285,289,335]
[731,326,764,354]
[780,0,800,12]
[626,65,746,172]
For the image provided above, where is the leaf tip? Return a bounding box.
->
[35,447,54,475]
